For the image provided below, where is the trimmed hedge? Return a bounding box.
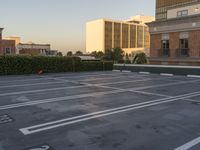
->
[0,56,113,75]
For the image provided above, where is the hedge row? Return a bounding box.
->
[0,56,113,75]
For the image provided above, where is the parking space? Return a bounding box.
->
[0,71,200,150]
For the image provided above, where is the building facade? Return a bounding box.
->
[18,43,58,56]
[86,16,155,55]
[4,37,21,54]
[148,0,200,65]
[156,0,198,21]
[18,43,57,56]
[0,28,3,54]
[0,28,16,55]
[1,40,16,55]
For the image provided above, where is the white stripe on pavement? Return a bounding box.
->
[0,81,69,88]
[160,73,174,76]
[19,91,200,135]
[174,136,200,150]
[1,77,198,97]
[0,90,124,110]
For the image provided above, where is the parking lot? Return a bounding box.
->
[0,71,200,150]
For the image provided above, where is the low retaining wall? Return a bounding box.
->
[114,64,200,75]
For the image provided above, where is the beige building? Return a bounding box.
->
[86,15,155,55]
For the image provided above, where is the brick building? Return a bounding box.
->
[148,0,200,65]
[1,40,16,55]
[0,28,16,55]
[0,28,3,54]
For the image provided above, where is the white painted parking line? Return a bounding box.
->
[1,76,199,97]
[97,78,151,86]
[0,78,46,84]
[174,136,200,150]
[187,75,200,78]
[112,70,120,72]
[0,72,122,84]
[19,91,200,135]
[129,79,200,91]
[0,90,124,110]
[139,72,150,74]
[0,81,69,88]
[122,70,131,73]
[160,73,174,77]
[0,85,88,96]
[80,75,135,82]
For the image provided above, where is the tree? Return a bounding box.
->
[57,52,63,56]
[75,51,83,56]
[103,48,124,63]
[91,51,104,59]
[66,51,73,56]
[133,52,147,64]
[104,49,113,61]
[125,53,131,64]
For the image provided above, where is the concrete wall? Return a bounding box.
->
[168,3,200,19]
[86,19,105,53]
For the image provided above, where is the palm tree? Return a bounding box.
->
[133,52,147,64]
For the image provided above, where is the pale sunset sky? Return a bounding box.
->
[0,0,155,54]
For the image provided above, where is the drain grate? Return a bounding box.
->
[0,114,14,124]
[22,144,54,150]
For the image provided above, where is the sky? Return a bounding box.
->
[0,0,155,54]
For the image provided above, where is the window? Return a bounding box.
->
[177,10,188,17]
[161,40,169,49]
[180,39,188,49]
[4,48,11,54]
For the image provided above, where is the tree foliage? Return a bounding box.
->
[75,51,83,56]
[66,51,73,56]
[91,51,104,59]
[133,52,147,64]
[104,48,124,63]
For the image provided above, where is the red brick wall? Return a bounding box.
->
[189,30,200,57]
[169,32,179,58]
[19,49,41,55]
[150,34,161,57]
[1,40,16,55]
[0,32,2,54]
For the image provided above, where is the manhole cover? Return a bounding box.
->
[0,114,14,124]
[22,144,54,150]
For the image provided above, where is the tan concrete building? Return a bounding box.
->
[86,15,155,55]
[148,0,200,65]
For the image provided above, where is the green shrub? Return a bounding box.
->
[133,53,147,64]
[0,56,113,75]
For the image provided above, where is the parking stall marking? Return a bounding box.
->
[0,81,71,89]
[2,74,198,97]
[0,76,170,96]
[1,78,199,110]
[19,91,200,135]
[174,136,200,150]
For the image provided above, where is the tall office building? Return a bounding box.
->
[86,15,154,55]
[156,0,198,20]
[148,0,200,65]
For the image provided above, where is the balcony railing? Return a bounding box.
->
[159,49,170,57]
[176,48,189,57]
